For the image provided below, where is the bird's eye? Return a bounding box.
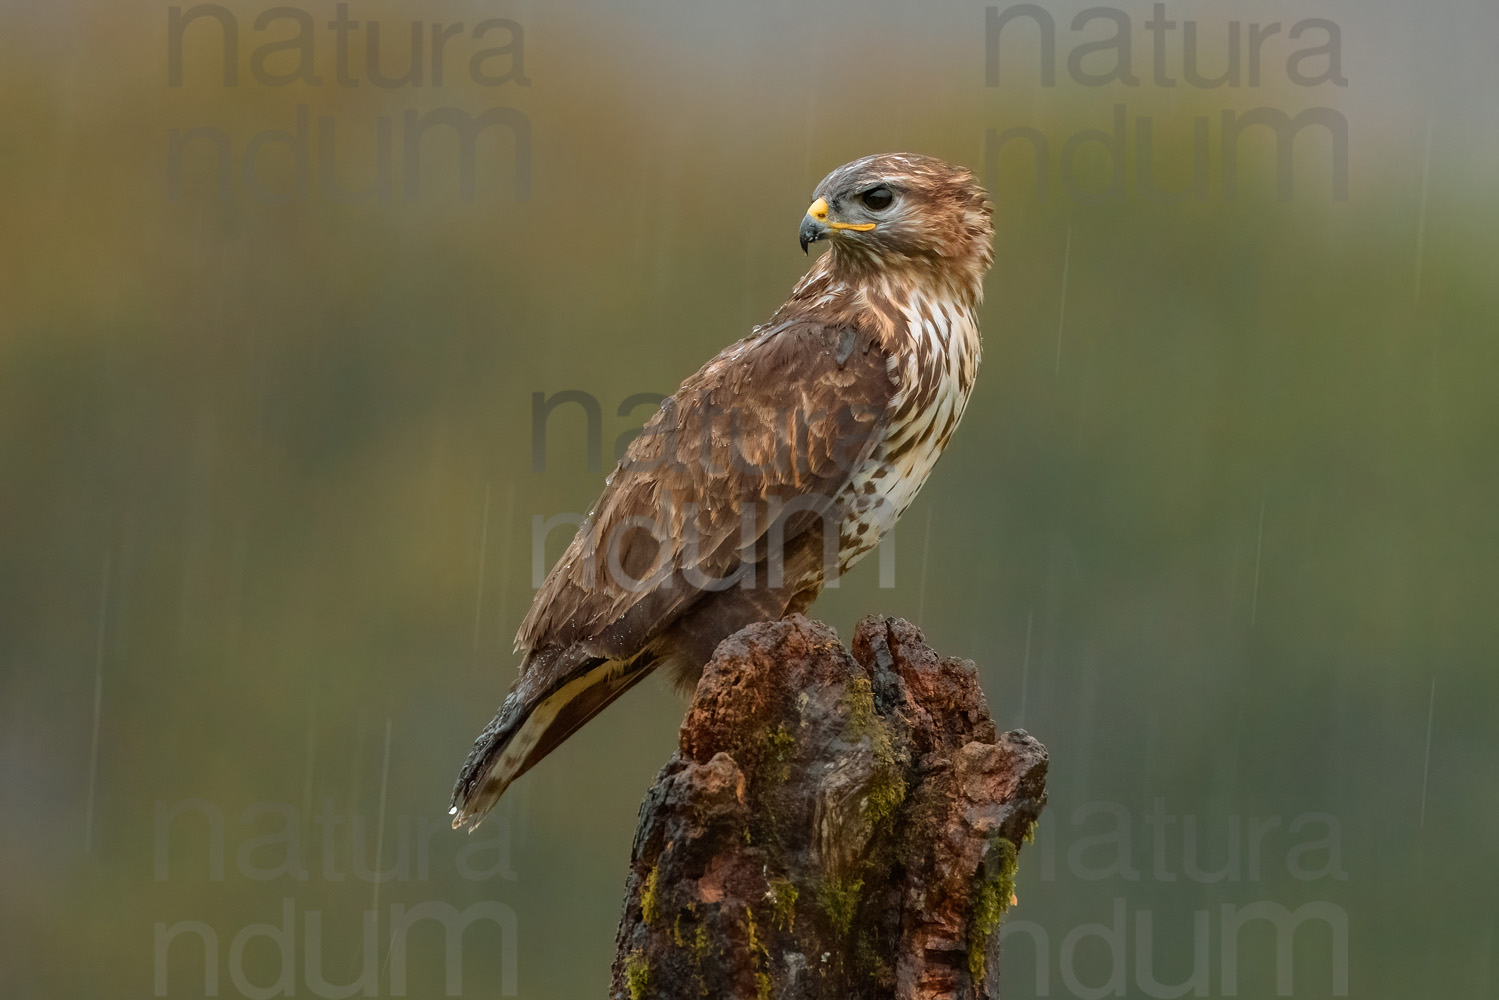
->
[860,186,894,211]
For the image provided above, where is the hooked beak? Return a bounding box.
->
[799,199,829,254]
[799,196,876,253]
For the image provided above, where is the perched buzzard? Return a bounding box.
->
[451,153,994,829]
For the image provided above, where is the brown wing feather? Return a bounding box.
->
[518,315,895,664]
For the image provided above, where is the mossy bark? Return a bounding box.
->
[608,615,1049,1000]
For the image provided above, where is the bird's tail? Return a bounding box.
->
[449,653,656,830]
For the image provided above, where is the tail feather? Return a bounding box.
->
[450,653,656,830]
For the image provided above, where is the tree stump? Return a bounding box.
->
[609,614,1049,1000]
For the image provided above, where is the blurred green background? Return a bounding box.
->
[2,0,1496,996]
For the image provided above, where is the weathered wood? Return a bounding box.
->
[609,614,1048,1000]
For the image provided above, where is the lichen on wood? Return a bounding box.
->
[609,614,1049,1000]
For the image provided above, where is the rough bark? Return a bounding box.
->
[609,614,1049,1000]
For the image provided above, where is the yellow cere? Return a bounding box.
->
[805,196,876,231]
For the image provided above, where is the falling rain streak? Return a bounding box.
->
[1414,124,1433,306]
[371,719,394,928]
[474,483,492,652]
[85,553,111,854]
[302,689,318,817]
[1018,609,1033,728]
[1055,226,1072,374]
[1251,496,1265,626]
[1420,677,1436,828]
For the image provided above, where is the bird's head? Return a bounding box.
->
[798,153,994,297]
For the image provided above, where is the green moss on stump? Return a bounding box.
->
[744,904,768,959]
[768,877,799,931]
[840,674,910,826]
[640,864,662,926]
[690,921,712,965]
[967,836,1020,980]
[624,950,651,1000]
[762,723,797,785]
[843,676,877,737]
[864,736,908,826]
[817,874,865,937]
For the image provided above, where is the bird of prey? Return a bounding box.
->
[451,153,994,829]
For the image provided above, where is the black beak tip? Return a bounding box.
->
[798,215,825,254]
